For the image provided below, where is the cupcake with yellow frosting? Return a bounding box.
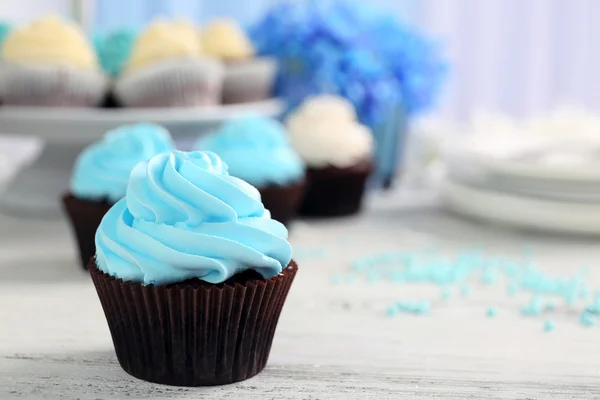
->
[115,20,224,107]
[201,19,276,104]
[0,15,107,106]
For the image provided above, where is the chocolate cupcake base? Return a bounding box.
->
[300,160,373,217]
[62,194,112,268]
[259,179,306,227]
[89,260,298,386]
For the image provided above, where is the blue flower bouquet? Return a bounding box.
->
[252,0,448,188]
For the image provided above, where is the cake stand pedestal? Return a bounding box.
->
[0,100,284,218]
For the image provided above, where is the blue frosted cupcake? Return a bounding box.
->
[89,150,298,386]
[196,116,306,225]
[63,123,174,268]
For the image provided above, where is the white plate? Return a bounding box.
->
[445,136,600,183]
[441,179,600,234]
[0,99,284,142]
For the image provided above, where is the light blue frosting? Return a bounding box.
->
[95,151,292,286]
[195,116,305,187]
[70,123,174,203]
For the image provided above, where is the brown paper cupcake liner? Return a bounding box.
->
[0,64,107,107]
[89,260,298,386]
[259,179,306,227]
[222,57,277,104]
[62,194,113,268]
[300,160,373,217]
[115,57,224,108]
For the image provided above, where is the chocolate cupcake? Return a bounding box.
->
[200,19,276,104]
[63,123,174,268]
[0,15,107,107]
[115,20,224,107]
[286,95,374,216]
[196,116,306,226]
[90,151,297,386]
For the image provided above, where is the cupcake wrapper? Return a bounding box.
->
[0,63,107,107]
[222,57,277,104]
[115,57,224,107]
[89,260,298,386]
[62,194,113,268]
[259,179,306,227]
[300,161,373,217]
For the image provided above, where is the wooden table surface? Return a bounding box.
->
[1,190,600,399]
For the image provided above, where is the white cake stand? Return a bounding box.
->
[0,99,284,218]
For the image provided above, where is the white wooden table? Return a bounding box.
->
[1,190,600,399]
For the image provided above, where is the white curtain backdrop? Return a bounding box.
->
[406,0,600,121]
[1,0,598,120]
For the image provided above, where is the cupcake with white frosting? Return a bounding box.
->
[115,20,224,107]
[0,15,107,106]
[286,95,374,216]
[200,19,276,104]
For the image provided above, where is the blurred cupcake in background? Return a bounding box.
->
[93,28,137,107]
[0,21,12,104]
[201,19,276,104]
[196,116,305,226]
[286,95,374,217]
[63,123,174,268]
[115,20,224,107]
[0,22,12,53]
[0,15,107,107]
[94,28,137,78]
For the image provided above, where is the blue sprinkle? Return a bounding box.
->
[486,307,497,318]
[544,301,556,312]
[580,286,591,300]
[441,287,451,301]
[345,274,358,284]
[580,312,595,327]
[543,320,555,332]
[481,269,498,285]
[522,295,543,317]
[502,262,520,277]
[585,302,600,315]
[564,289,578,307]
[460,284,471,298]
[507,282,519,296]
[386,306,399,317]
[367,272,380,283]
[351,260,368,271]
[414,301,431,314]
[396,300,430,314]
[391,272,405,284]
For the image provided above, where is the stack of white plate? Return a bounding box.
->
[441,109,600,234]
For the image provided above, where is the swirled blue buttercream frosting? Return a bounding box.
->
[195,116,305,187]
[70,123,174,203]
[95,150,292,285]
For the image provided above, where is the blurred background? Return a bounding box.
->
[3,0,599,119]
[1,0,599,234]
